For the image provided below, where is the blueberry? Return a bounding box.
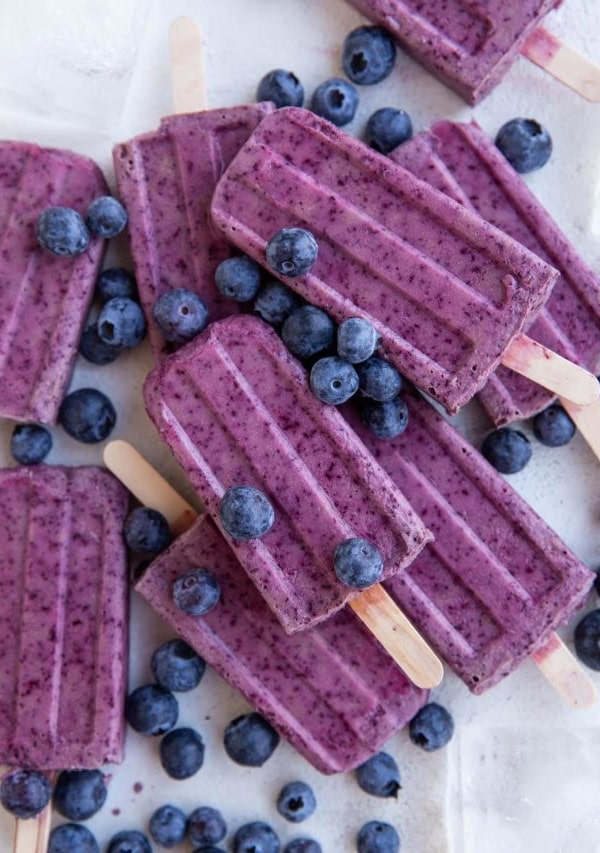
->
[107,830,152,853]
[532,403,575,447]
[58,388,116,444]
[124,507,172,555]
[220,485,275,540]
[0,769,51,819]
[153,289,209,343]
[357,357,403,402]
[126,684,179,736]
[254,281,302,327]
[310,78,358,127]
[495,118,552,174]
[342,26,396,85]
[53,770,107,821]
[409,702,454,751]
[257,69,304,108]
[188,806,227,846]
[355,751,401,798]
[10,423,52,465]
[360,396,409,439]
[79,323,121,365]
[49,823,99,853]
[284,841,322,853]
[97,297,146,348]
[310,357,359,405]
[574,609,600,671]
[192,848,225,853]
[149,804,188,847]
[215,256,262,302]
[334,538,384,588]
[266,228,318,278]
[595,570,600,597]
[96,267,137,301]
[366,108,413,154]
[233,821,280,853]
[86,196,128,238]
[224,712,280,766]
[276,781,317,823]
[36,206,90,256]
[172,568,221,616]
[481,428,532,474]
[160,727,205,779]
[356,821,400,853]
[282,306,335,360]
[151,639,206,692]
[337,318,379,363]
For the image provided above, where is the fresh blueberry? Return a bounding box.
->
[360,396,409,439]
[284,841,322,853]
[310,78,358,127]
[233,821,280,853]
[215,256,262,302]
[107,830,152,853]
[188,806,227,846]
[409,702,455,752]
[153,289,209,344]
[337,318,379,363]
[266,228,318,278]
[160,727,205,779]
[356,821,400,853]
[124,507,172,555]
[49,823,99,853]
[334,538,384,588]
[366,108,413,154]
[254,281,302,327]
[172,568,221,616]
[257,69,304,108]
[96,267,137,301]
[149,804,188,847]
[97,297,146,348]
[310,357,359,405]
[192,848,225,853]
[10,423,52,465]
[342,26,396,85]
[224,712,280,766]
[86,196,128,238]
[36,207,90,257]
[53,770,107,821]
[151,639,205,692]
[79,323,121,365]
[0,769,51,819]
[125,684,179,736]
[282,306,335,360]
[574,609,600,671]
[355,751,401,798]
[357,357,403,402]
[495,118,552,174]
[276,781,317,823]
[58,388,116,443]
[220,486,275,540]
[532,404,576,447]
[481,428,532,474]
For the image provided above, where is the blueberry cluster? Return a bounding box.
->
[36,195,127,258]
[81,267,146,366]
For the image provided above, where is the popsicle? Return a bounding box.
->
[0,141,107,424]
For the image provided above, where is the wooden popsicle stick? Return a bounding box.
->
[521,27,600,102]
[12,802,52,853]
[531,633,597,709]
[561,396,600,463]
[169,17,207,114]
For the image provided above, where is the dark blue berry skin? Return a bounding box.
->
[188,806,227,846]
[337,318,379,363]
[58,388,116,443]
[11,423,52,465]
[172,569,221,616]
[86,196,128,238]
[192,848,226,853]
[367,108,413,154]
[356,821,400,853]
[277,781,317,823]
[49,823,99,853]
[310,78,359,127]
[266,228,319,278]
[334,538,384,588]
[360,396,409,440]
[282,306,335,360]
[124,507,172,555]
[0,769,51,819]
[532,404,576,447]
[233,821,280,853]
[215,256,262,302]
[254,281,302,327]
[97,297,146,349]
[160,727,205,780]
[153,289,209,344]
[125,684,179,736]
[151,639,206,692]
[257,69,304,108]
[355,751,401,798]
[53,770,107,821]
[409,702,454,752]
[96,268,137,302]
[224,712,280,767]
[107,831,152,853]
[495,118,552,174]
[357,357,403,402]
[574,609,600,671]
[36,207,90,256]
[481,428,532,474]
[310,357,359,405]
[149,804,188,847]
[595,570,600,597]
[220,486,275,540]
[343,26,396,85]
[79,323,121,365]
[284,841,322,853]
